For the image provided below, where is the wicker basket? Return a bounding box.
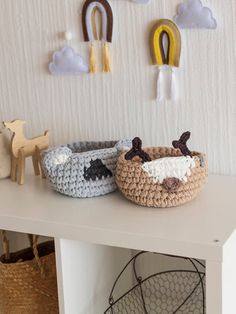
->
[42,139,131,198]
[0,232,59,314]
[116,136,207,208]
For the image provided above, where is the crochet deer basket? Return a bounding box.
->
[116,133,207,208]
[42,139,131,198]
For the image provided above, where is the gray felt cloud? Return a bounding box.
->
[49,46,89,75]
[174,0,217,29]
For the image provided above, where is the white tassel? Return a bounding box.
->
[156,66,179,102]
[156,67,164,102]
[170,67,178,101]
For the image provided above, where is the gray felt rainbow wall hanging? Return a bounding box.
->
[82,0,113,73]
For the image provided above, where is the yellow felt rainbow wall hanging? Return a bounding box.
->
[150,19,181,101]
[82,0,113,73]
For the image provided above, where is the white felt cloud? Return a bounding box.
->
[49,46,89,75]
[174,0,217,29]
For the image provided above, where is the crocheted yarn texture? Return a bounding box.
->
[116,147,207,208]
[42,140,131,198]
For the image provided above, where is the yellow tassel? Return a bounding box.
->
[90,43,96,73]
[103,42,111,73]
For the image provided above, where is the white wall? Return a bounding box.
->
[0,0,235,310]
[0,0,235,175]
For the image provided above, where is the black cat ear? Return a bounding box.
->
[132,137,142,150]
[172,131,192,157]
[125,150,136,161]
[172,140,179,149]
[180,131,191,143]
[125,137,151,163]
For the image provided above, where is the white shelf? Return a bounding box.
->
[1,174,236,313]
[1,174,236,261]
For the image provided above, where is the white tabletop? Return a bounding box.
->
[0,174,235,261]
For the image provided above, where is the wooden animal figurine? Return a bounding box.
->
[3,120,49,185]
[0,132,11,179]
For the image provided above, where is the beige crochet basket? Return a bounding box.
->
[116,136,208,208]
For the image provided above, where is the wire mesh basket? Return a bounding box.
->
[104,252,205,314]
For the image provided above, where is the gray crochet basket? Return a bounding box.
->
[42,140,131,198]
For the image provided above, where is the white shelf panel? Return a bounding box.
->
[1,174,236,261]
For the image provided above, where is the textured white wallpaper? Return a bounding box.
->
[0,2,235,310]
[0,0,235,175]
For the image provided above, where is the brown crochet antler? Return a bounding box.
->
[125,137,151,163]
[172,131,192,157]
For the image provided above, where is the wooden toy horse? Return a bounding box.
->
[3,120,49,185]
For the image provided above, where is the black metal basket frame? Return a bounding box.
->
[105,251,205,314]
